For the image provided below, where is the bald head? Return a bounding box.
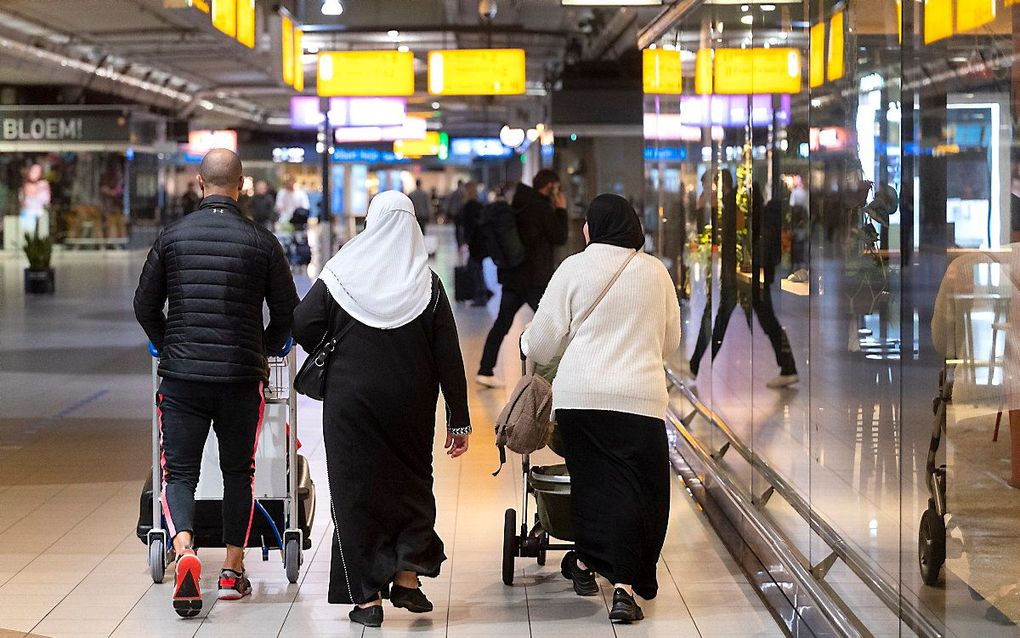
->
[198,149,244,200]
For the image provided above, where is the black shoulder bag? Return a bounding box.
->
[294,298,353,401]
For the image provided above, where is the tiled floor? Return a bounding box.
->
[0,232,780,637]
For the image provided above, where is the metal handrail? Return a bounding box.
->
[665,368,946,638]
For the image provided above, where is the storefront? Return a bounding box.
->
[641,2,1020,636]
[0,106,164,250]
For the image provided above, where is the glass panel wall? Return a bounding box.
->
[644,0,1020,634]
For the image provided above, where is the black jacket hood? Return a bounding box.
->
[511,182,547,210]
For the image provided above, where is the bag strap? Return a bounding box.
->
[565,249,639,349]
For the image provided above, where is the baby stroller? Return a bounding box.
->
[918,366,951,586]
[501,353,576,586]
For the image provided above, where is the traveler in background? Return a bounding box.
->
[275,175,310,227]
[19,163,50,238]
[789,175,809,276]
[476,169,568,388]
[446,179,466,242]
[133,149,299,617]
[460,181,492,306]
[250,179,278,232]
[521,193,680,624]
[408,178,432,231]
[180,181,200,216]
[292,191,470,628]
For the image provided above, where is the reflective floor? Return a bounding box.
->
[0,230,779,637]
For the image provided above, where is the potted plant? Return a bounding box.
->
[23,224,54,294]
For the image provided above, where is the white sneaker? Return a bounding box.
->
[766,374,799,389]
[475,374,504,388]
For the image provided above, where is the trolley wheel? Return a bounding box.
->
[535,516,548,566]
[148,538,166,584]
[919,507,946,586]
[502,508,517,586]
[285,539,301,584]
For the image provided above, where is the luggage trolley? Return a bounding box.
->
[501,351,576,586]
[139,339,314,585]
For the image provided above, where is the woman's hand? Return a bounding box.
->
[445,433,469,458]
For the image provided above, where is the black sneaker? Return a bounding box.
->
[390,582,434,613]
[172,549,202,618]
[559,551,598,596]
[217,568,252,600]
[608,587,644,623]
[349,603,384,627]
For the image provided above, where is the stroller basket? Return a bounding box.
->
[529,465,573,542]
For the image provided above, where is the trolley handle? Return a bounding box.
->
[275,336,294,357]
[148,341,160,358]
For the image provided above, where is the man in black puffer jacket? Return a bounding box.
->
[134,149,298,617]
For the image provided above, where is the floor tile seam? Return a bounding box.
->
[275,505,337,636]
[0,481,78,541]
[443,443,467,638]
[659,548,704,638]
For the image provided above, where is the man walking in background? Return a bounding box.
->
[134,148,299,618]
[408,178,433,231]
[476,170,568,387]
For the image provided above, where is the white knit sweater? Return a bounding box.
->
[521,244,682,419]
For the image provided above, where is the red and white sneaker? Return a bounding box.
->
[172,549,202,618]
[218,568,252,600]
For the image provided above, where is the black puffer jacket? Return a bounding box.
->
[499,183,568,292]
[134,196,299,383]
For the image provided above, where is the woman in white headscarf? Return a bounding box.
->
[293,191,471,628]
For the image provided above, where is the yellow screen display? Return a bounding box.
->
[236,0,255,48]
[924,0,953,43]
[428,49,526,96]
[694,49,713,95]
[713,48,802,95]
[956,0,995,32]
[211,0,236,38]
[642,48,682,94]
[394,132,442,157]
[827,12,845,82]
[317,51,416,97]
[282,16,294,86]
[810,22,825,87]
[293,28,304,92]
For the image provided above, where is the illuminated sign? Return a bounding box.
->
[642,48,682,94]
[335,117,427,143]
[273,146,307,163]
[694,49,713,95]
[827,12,845,82]
[810,22,825,88]
[644,146,688,162]
[644,114,723,142]
[667,94,791,127]
[290,96,408,129]
[809,127,848,151]
[924,0,953,43]
[428,49,526,96]
[957,0,995,32]
[293,27,304,91]
[449,138,514,158]
[237,0,255,48]
[163,0,210,12]
[211,0,236,37]
[317,51,415,97]
[282,16,294,86]
[711,48,801,95]
[188,129,238,154]
[394,131,442,157]
[332,148,410,164]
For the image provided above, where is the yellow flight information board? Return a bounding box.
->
[924,0,953,43]
[394,131,442,157]
[810,22,825,88]
[827,11,845,82]
[712,48,802,95]
[317,51,416,97]
[956,0,995,33]
[211,0,236,38]
[293,27,304,91]
[428,49,526,96]
[642,48,682,94]
[236,0,255,48]
[282,16,294,86]
[695,49,713,94]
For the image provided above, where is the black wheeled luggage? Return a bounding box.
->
[454,265,476,302]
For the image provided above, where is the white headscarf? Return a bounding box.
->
[319,190,432,329]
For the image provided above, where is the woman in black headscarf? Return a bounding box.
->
[522,193,681,624]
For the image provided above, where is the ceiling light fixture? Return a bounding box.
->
[387,30,400,39]
[398,45,409,52]
[321,0,343,16]
[560,0,660,5]
[761,4,776,10]
[740,14,753,25]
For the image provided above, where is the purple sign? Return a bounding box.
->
[673,94,791,127]
[289,96,407,129]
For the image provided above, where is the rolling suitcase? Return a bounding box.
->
[454,264,476,302]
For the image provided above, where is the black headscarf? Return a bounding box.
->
[585,193,645,250]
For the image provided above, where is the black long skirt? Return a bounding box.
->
[556,409,671,600]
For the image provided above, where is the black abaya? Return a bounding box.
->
[292,275,470,605]
[556,409,670,600]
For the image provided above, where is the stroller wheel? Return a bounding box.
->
[502,509,517,586]
[918,507,946,586]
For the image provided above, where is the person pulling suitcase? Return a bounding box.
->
[133,149,299,617]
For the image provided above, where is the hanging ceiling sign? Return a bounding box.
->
[427,49,526,96]
[449,138,514,158]
[188,129,238,154]
[335,117,427,143]
[394,131,443,157]
[0,109,131,142]
[642,48,682,94]
[289,96,408,129]
[211,0,236,37]
[711,48,802,95]
[317,51,416,97]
